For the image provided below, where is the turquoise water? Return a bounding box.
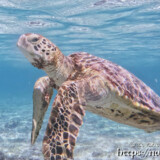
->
[1,0,160,159]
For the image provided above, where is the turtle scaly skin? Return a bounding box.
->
[17,33,160,160]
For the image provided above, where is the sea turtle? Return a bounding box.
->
[17,33,160,160]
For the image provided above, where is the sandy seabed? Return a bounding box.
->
[0,101,160,160]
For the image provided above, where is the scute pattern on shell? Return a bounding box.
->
[69,52,160,113]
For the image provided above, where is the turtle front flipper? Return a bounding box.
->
[42,81,85,160]
[31,76,56,144]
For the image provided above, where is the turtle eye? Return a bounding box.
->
[31,37,39,42]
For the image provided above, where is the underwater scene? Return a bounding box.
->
[0,0,160,159]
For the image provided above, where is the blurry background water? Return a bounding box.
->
[0,0,160,159]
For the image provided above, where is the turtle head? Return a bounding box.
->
[17,33,58,69]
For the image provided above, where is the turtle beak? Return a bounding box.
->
[17,34,35,63]
[17,34,28,49]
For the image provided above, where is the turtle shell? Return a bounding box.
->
[70,52,160,132]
